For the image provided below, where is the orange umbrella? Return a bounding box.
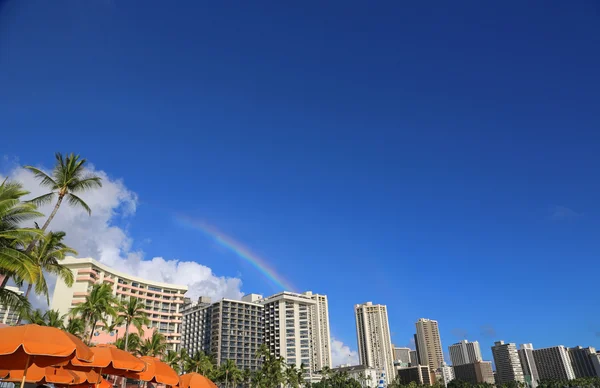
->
[70,344,146,375]
[125,356,179,386]
[179,373,218,388]
[59,377,113,388]
[0,365,78,384]
[0,324,94,388]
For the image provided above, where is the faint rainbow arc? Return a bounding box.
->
[176,216,296,292]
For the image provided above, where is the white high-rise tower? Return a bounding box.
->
[355,302,395,383]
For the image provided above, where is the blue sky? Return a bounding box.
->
[1,0,599,364]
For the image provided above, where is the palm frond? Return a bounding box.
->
[66,193,92,215]
[23,166,58,189]
[70,175,103,193]
[26,192,56,207]
[0,287,30,314]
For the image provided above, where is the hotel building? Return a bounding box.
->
[449,340,482,366]
[0,286,24,325]
[415,318,444,371]
[355,302,395,383]
[50,257,188,350]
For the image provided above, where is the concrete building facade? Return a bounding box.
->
[449,340,482,366]
[209,296,264,371]
[397,365,435,386]
[181,296,213,356]
[0,286,23,325]
[261,292,316,371]
[518,343,540,388]
[453,361,495,385]
[355,302,395,383]
[532,346,576,381]
[330,365,380,387]
[415,318,444,371]
[591,352,600,377]
[568,346,597,378]
[51,257,187,350]
[491,340,525,385]
[436,362,455,387]
[304,291,332,371]
[410,350,419,367]
[394,347,411,365]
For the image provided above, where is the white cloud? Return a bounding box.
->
[3,165,243,309]
[330,337,359,367]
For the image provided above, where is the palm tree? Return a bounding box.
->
[70,283,117,341]
[178,348,190,376]
[116,332,141,354]
[0,179,43,289]
[242,369,252,388]
[65,316,86,338]
[285,364,299,388]
[251,371,266,388]
[139,331,167,357]
[23,308,46,325]
[23,152,102,251]
[44,309,66,328]
[220,359,240,388]
[164,350,181,374]
[117,296,150,355]
[20,230,76,302]
[185,350,214,376]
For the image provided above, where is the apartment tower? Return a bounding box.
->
[415,318,444,370]
[491,341,525,385]
[449,340,482,366]
[518,344,540,388]
[181,296,213,356]
[532,346,576,381]
[51,257,187,350]
[568,346,597,378]
[304,291,332,371]
[355,302,395,383]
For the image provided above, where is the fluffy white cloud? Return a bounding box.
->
[3,164,243,308]
[330,337,359,367]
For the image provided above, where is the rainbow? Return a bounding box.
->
[176,215,296,292]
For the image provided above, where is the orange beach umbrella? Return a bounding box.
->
[125,356,179,386]
[179,373,218,388]
[0,324,94,388]
[0,365,79,385]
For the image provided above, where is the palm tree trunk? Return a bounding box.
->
[25,195,64,253]
[122,325,130,388]
[89,319,97,342]
[24,283,33,298]
[0,274,8,288]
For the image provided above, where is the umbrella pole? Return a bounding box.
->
[20,355,31,388]
[96,368,103,388]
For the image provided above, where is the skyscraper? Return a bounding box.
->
[518,344,540,388]
[410,350,419,367]
[304,291,332,371]
[568,346,597,378]
[181,296,213,355]
[394,347,411,365]
[449,340,482,366]
[453,361,495,385]
[355,302,395,383]
[415,318,444,370]
[491,341,525,385]
[532,346,576,381]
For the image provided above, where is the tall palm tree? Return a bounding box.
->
[220,359,240,388]
[0,179,43,289]
[285,364,299,388]
[178,348,189,376]
[20,230,76,302]
[23,152,102,251]
[44,309,66,328]
[70,283,117,341]
[65,316,86,338]
[139,331,167,358]
[23,308,46,325]
[185,350,214,376]
[116,332,141,354]
[164,350,181,374]
[117,296,150,356]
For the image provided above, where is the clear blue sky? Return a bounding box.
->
[1,0,599,362]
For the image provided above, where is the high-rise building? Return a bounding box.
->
[436,362,455,387]
[568,346,597,378]
[518,344,540,388]
[0,286,23,325]
[449,340,482,366]
[415,318,444,370]
[397,365,435,386]
[261,292,317,372]
[591,352,600,377]
[51,257,187,350]
[491,341,525,385]
[355,302,395,383]
[303,291,332,371]
[453,361,495,385]
[532,346,575,381]
[394,347,411,365]
[181,296,213,356]
[209,295,264,370]
[410,350,419,367]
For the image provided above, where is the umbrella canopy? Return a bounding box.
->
[0,324,94,367]
[179,373,218,388]
[0,324,94,388]
[125,356,179,386]
[59,377,113,388]
[69,345,145,375]
[0,365,78,384]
